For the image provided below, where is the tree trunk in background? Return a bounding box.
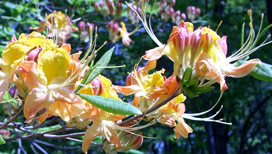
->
[266,0,272,33]
[213,0,227,15]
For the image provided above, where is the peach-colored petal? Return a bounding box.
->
[0,71,10,102]
[104,122,121,148]
[141,60,157,72]
[61,44,71,54]
[55,87,84,105]
[18,61,44,89]
[82,124,103,153]
[143,46,164,61]
[24,85,53,123]
[173,119,193,139]
[113,85,140,96]
[36,111,50,124]
[224,59,261,77]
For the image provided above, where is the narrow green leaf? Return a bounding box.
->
[0,135,6,145]
[32,125,62,133]
[75,47,114,93]
[125,149,144,154]
[79,94,142,115]
[241,22,245,47]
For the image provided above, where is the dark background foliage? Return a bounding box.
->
[0,0,272,153]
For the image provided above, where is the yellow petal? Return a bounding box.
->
[37,48,70,84]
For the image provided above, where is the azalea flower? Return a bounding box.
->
[0,32,56,102]
[130,6,269,92]
[30,11,76,45]
[113,60,167,111]
[4,32,90,123]
[16,44,85,123]
[79,75,126,153]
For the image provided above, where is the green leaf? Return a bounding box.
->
[125,149,144,154]
[250,62,272,82]
[78,94,142,115]
[0,135,6,145]
[75,47,114,93]
[93,136,102,144]
[181,66,192,87]
[32,125,62,133]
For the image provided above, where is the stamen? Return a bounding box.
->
[126,2,164,47]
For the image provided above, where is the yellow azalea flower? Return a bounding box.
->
[46,11,68,30]
[16,41,84,123]
[0,32,56,102]
[114,60,168,110]
[119,22,132,46]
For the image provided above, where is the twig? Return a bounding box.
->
[32,142,48,154]
[25,117,59,129]
[119,89,182,126]
[0,122,22,128]
[34,139,82,150]
[42,132,85,139]
[30,144,39,154]
[17,138,27,154]
[0,107,23,130]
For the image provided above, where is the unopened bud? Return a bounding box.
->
[175,10,181,17]
[195,8,201,15]
[9,86,17,98]
[86,22,94,33]
[106,0,115,15]
[181,13,187,20]
[94,2,100,10]
[169,7,174,16]
[78,21,85,32]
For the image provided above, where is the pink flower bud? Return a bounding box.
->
[196,8,201,15]
[27,46,43,62]
[106,0,115,15]
[107,20,114,31]
[169,7,174,16]
[181,13,187,20]
[100,1,105,7]
[94,2,100,10]
[91,77,104,95]
[113,22,120,32]
[175,10,181,17]
[86,22,94,33]
[78,21,85,32]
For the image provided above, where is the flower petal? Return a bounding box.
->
[225,59,261,77]
[24,85,53,123]
[82,124,103,153]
